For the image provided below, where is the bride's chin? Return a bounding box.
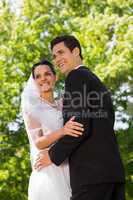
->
[40,85,50,91]
[41,87,53,93]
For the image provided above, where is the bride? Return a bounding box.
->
[21,59,84,200]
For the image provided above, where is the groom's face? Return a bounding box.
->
[52,42,77,75]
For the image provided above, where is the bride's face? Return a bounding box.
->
[34,65,56,92]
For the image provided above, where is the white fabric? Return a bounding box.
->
[74,64,84,69]
[21,75,71,200]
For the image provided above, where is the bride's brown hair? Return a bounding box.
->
[32,59,56,79]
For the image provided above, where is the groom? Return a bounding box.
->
[35,35,125,200]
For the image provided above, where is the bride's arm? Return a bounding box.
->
[25,113,84,150]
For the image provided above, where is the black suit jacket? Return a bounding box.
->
[49,66,125,191]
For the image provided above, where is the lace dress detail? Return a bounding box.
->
[22,98,71,200]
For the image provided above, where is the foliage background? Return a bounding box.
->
[0,0,133,199]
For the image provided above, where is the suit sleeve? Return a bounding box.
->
[49,70,92,165]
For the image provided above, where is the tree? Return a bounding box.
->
[0,0,132,199]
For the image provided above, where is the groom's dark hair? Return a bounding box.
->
[32,59,56,79]
[50,35,83,59]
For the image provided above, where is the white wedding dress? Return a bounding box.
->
[22,94,71,200]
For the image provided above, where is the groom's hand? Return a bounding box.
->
[34,149,52,171]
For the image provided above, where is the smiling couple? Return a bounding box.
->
[21,35,125,200]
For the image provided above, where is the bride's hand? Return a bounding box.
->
[60,116,84,137]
